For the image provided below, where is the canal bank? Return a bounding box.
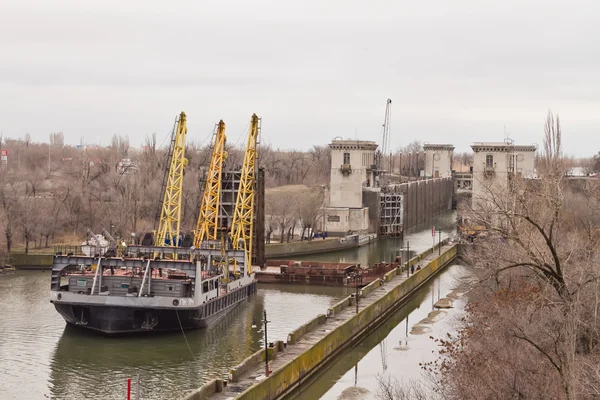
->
[0,272,350,400]
[290,264,467,399]
[8,252,53,269]
[265,234,377,259]
[181,242,458,400]
[0,221,455,400]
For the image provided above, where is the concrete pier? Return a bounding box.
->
[180,242,458,400]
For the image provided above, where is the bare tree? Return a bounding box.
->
[266,190,299,243]
[297,187,325,240]
[445,112,600,400]
[376,374,432,400]
[110,134,130,161]
[49,132,64,147]
[19,197,41,253]
[0,177,20,252]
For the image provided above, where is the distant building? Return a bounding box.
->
[117,158,137,175]
[423,144,454,178]
[328,139,378,207]
[471,142,537,210]
[566,167,586,177]
[324,139,378,235]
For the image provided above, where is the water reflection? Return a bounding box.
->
[295,211,456,266]
[49,295,262,399]
[0,218,456,400]
[286,265,466,400]
[46,284,351,399]
[0,271,349,400]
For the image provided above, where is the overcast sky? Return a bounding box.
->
[1,0,598,155]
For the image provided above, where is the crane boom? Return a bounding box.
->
[230,114,260,270]
[155,112,188,246]
[380,98,392,170]
[195,120,227,246]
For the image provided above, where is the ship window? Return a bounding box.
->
[77,279,87,287]
[168,286,173,291]
[343,152,350,165]
[203,282,208,293]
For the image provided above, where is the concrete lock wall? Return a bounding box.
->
[228,340,285,383]
[359,278,381,297]
[287,315,327,344]
[362,189,381,233]
[265,237,357,259]
[327,296,353,318]
[236,245,458,400]
[180,379,223,400]
[400,178,453,232]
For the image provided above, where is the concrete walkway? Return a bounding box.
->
[209,244,455,400]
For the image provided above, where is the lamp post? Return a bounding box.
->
[399,152,402,178]
[398,241,410,277]
[352,271,362,314]
[252,310,271,376]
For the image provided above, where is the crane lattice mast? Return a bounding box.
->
[230,114,260,270]
[194,120,227,246]
[155,112,188,246]
[379,99,392,169]
[378,98,392,185]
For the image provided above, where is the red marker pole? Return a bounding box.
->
[127,378,131,400]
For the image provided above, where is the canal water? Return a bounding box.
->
[0,212,456,400]
[286,264,466,400]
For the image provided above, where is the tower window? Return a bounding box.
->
[343,153,350,165]
[486,155,493,168]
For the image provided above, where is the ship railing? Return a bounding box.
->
[53,245,86,256]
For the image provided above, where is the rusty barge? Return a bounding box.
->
[255,259,402,287]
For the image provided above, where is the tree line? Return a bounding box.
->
[0,134,331,258]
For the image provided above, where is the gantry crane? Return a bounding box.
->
[230,114,260,271]
[194,120,227,247]
[155,112,188,246]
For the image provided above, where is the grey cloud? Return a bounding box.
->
[0,0,599,156]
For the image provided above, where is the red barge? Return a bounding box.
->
[255,259,402,287]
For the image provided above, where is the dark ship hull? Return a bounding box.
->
[52,280,257,335]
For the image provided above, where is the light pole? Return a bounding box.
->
[435,229,442,255]
[398,241,410,277]
[252,310,271,376]
[399,152,402,178]
[353,271,362,313]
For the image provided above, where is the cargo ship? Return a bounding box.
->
[50,112,262,335]
[50,241,256,335]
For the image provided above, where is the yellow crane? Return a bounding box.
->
[230,114,260,271]
[155,112,188,246]
[194,120,227,247]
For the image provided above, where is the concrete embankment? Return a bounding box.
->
[181,242,458,400]
[9,253,53,270]
[265,234,376,259]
